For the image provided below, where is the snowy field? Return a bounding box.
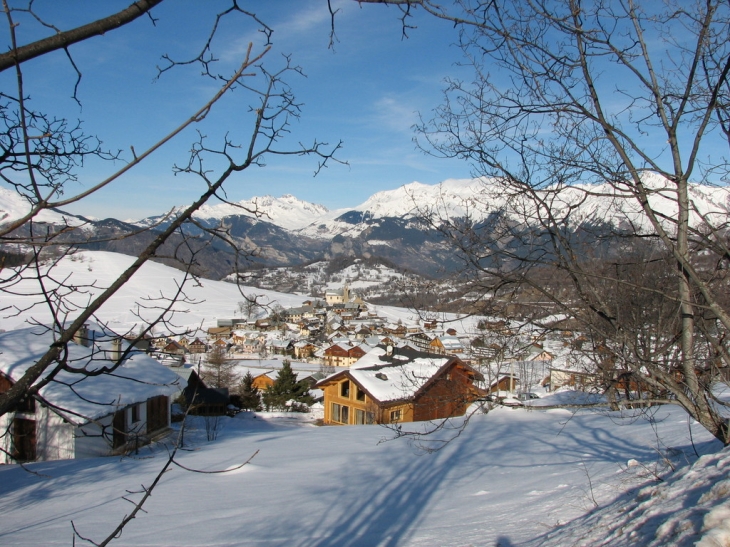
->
[2,250,730,546]
[0,402,727,547]
[0,250,475,335]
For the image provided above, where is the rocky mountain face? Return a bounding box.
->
[2,176,728,281]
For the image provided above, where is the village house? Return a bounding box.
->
[268,339,294,356]
[241,337,265,355]
[0,325,180,463]
[284,305,315,322]
[207,326,232,341]
[488,374,520,394]
[316,346,484,425]
[293,341,317,360]
[406,332,433,352]
[188,337,208,354]
[546,366,599,391]
[162,339,189,357]
[383,322,407,337]
[251,368,319,392]
[323,342,368,368]
[251,371,278,391]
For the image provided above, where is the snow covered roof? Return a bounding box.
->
[0,325,181,425]
[439,335,464,350]
[317,345,479,404]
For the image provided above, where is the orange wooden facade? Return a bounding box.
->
[318,358,483,426]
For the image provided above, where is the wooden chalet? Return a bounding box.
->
[252,371,277,391]
[316,346,484,425]
[207,326,232,340]
[323,343,367,368]
[189,337,208,354]
[406,332,433,352]
[162,340,189,356]
[488,374,520,394]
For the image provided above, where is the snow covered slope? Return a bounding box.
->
[0,249,468,334]
[0,401,723,546]
[0,250,308,333]
[0,186,84,226]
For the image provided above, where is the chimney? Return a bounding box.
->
[110,338,123,362]
[73,324,90,347]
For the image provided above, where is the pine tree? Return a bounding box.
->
[262,360,314,412]
[238,372,261,411]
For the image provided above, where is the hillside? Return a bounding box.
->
[0,399,726,546]
[0,249,729,546]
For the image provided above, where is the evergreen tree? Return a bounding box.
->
[238,371,262,411]
[262,360,314,412]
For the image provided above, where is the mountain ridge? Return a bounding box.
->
[1,175,728,280]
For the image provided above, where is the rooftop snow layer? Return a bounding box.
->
[0,324,181,424]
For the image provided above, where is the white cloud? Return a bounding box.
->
[371,95,421,134]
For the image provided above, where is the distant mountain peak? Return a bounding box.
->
[189,194,331,232]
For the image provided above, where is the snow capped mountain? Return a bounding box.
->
[0,186,84,226]
[192,194,338,232]
[2,174,728,279]
[131,194,341,233]
[351,178,482,219]
[297,178,485,238]
[128,174,730,241]
[294,174,730,240]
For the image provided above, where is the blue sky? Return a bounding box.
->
[1,1,474,219]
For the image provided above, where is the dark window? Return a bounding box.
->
[332,403,349,424]
[340,380,350,398]
[356,387,366,402]
[389,409,402,423]
[131,404,140,423]
[354,409,373,425]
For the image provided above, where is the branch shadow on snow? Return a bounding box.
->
[0,456,158,539]
[292,424,483,547]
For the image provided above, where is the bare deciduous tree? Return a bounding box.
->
[0,2,341,428]
[202,344,237,389]
[356,0,730,444]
